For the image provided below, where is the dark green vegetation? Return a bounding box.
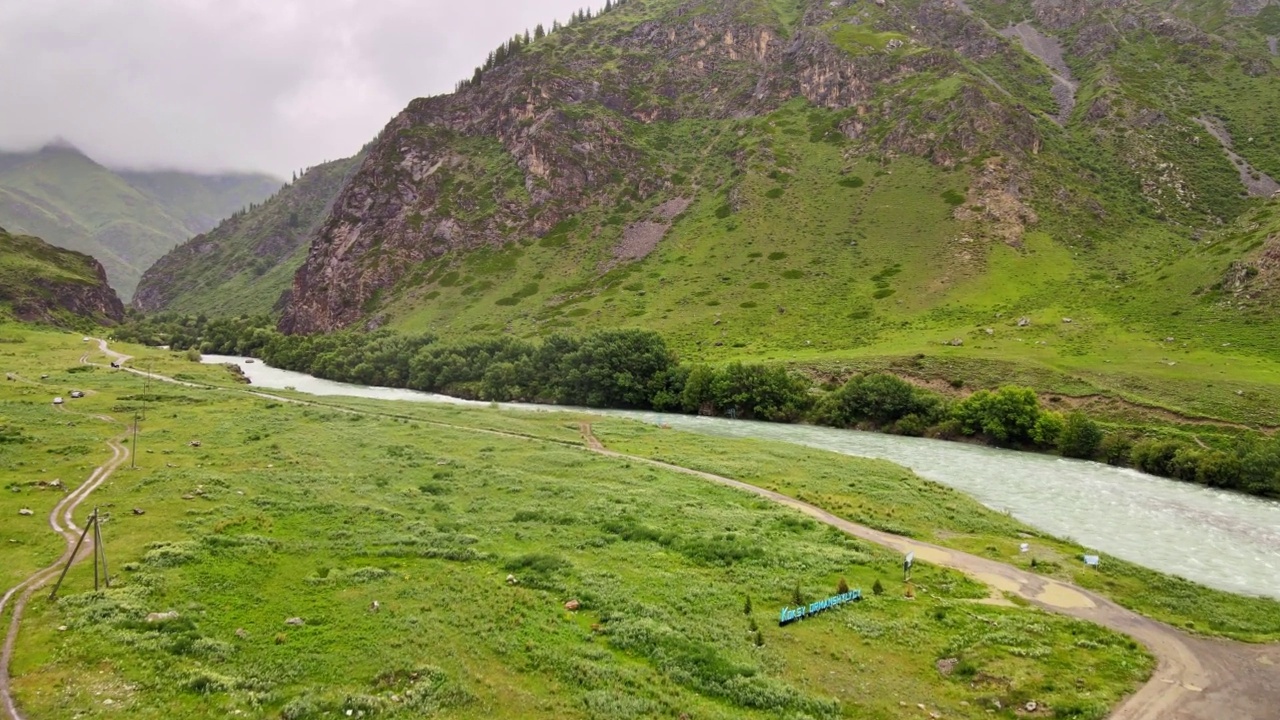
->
[0,226,124,327]
[2,327,1157,719]
[115,315,1280,499]
[0,142,279,298]
[132,157,361,317]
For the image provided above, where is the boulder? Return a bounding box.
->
[506,574,519,585]
[1017,316,1031,327]
[564,599,581,611]
[285,617,305,626]
[146,611,179,623]
[18,508,34,516]
[132,508,146,515]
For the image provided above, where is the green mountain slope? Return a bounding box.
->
[133,157,360,317]
[0,226,124,327]
[157,0,1280,421]
[0,143,280,300]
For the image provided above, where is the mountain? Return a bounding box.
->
[144,0,1280,412]
[0,143,280,300]
[133,157,361,317]
[0,226,124,327]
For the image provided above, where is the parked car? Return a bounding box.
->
[70,390,84,399]
[53,397,64,405]
[110,362,120,368]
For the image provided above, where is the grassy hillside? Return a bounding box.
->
[0,226,124,326]
[133,158,360,317]
[150,0,1280,426]
[0,327,1163,719]
[0,144,279,299]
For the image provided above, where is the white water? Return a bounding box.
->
[205,355,1280,599]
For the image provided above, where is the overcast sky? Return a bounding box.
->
[0,0,591,178]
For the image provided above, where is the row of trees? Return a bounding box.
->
[112,314,1280,499]
[453,0,632,93]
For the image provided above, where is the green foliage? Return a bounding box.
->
[1058,413,1104,460]
[952,387,1046,446]
[872,578,885,596]
[814,373,942,428]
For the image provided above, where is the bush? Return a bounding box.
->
[951,386,1046,446]
[1098,433,1133,465]
[872,578,885,596]
[1057,412,1103,459]
[814,373,941,428]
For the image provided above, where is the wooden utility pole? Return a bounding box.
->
[49,508,109,599]
[131,412,139,469]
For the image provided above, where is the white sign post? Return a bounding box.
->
[903,551,915,582]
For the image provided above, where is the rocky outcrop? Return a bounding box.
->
[0,227,125,326]
[278,0,1044,334]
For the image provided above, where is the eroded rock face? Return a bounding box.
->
[0,227,125,327]
[277,0,1044,334]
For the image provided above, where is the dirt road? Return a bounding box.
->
[0,434,129,720]
[581,424,1279,720]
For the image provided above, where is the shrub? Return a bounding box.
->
[872,578,885,596]
[951,386,1045,446]
[1058,412,1103,459]
[1097,433,1133,465]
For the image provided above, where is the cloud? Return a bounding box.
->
[0,0,590,176]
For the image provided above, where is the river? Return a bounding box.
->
[204,355,1280,600]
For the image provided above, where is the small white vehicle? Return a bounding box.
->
[70,391,84,399]
[53,397,64,405]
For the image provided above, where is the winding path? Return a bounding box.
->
[2,342,1275,719]
[579,426,1278,719]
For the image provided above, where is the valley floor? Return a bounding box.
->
[1,328,1277,719]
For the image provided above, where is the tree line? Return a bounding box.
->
[114,314,1280,500]
[453,0,631,93]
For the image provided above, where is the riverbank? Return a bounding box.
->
[112,316,1280,501]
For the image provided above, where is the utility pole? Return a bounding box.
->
[141,361,152,420]
[49,508,108,599]
[131,412,139,469]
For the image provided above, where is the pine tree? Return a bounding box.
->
[524,29,531,43]
[605,0,613,11]
[791,582,805,606]
[743,595,752,615]
[291,170,297,183]
[535,23,545,39]
[872,578,885,596]
[837,577,850,595]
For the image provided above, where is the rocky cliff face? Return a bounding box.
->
[146,0,1277,351]
[0,226,125,326]
[279,0,1047,334]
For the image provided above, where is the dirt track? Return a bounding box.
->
[582,424,1279,720]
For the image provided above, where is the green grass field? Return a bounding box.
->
[0,326,1166,719]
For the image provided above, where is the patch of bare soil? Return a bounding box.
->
[603,197,692,271]
[1195,117,1280,198]
[999,22,1078,123]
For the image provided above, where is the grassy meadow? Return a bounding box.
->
[0,326,1161,719]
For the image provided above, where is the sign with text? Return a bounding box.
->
[778,590,862,626]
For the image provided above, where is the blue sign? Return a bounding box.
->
[778,590,862,626]
[1083,555,1100,568]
